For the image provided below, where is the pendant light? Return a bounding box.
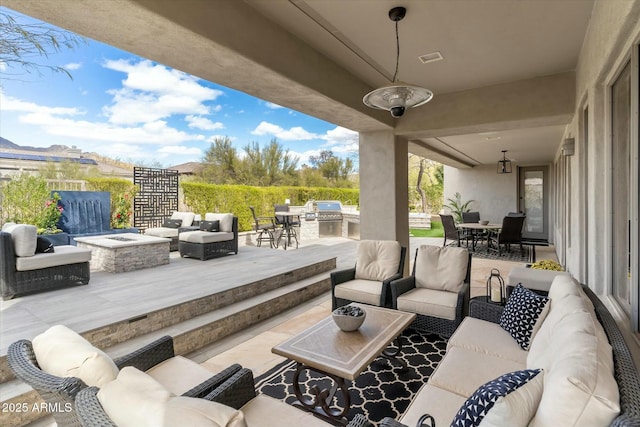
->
[497,150,512,174]
[362,6,433,118]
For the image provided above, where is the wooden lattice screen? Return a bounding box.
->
[133,167,178,232]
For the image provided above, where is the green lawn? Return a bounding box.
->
[409,220,444,238]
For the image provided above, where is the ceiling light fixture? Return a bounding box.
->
[497,150,512,174]
[363,6,433,118]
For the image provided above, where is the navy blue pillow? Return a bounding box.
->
[499,284,549,350]
[450,369,542,427]
[36,236,55,253]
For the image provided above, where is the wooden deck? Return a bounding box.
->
[0,238,359,356]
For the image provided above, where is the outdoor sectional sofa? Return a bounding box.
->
[144,211,197,251]
[179,213,238,260]
[0,224,91,300]
[381,274,640,427]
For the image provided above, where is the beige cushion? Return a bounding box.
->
[400,383,467,427]
[334,279,383,306]
[179,231,234,244]
[448,317,528,365]
[204,213,234,232]
[15,245,91,271]
[6,224,37,257]
[240,394,331,426]
[2,222,16,231]
[354,240,401,281]
[145,227,179,238]
[414,245,468,292]
[171,211,195,227]
[429,346,525,398]
[507,265,570,292]
[98,367,171,427]
[165,396,247,427]
[396,288,458,320]
[528,309,620,427]
[478,370,544,427]
[99,367,247,427]
[32,325,118,387]
[146,356,217,396]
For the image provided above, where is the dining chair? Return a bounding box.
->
[461,211,484,246]
[440,214,470,248]
[488,215,526,255]
[249,206,276,248]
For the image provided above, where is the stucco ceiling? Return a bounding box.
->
[3,0,595,168]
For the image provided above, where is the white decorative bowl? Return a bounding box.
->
[479,220,490,225]
[332,307,366,331]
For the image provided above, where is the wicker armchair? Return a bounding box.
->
[8,335,240,427]
[331,241,407,310]
[390,246,471,338]
[0,231,90,300]
[76,367,373,427]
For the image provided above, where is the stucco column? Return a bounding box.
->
[359,130,409,273]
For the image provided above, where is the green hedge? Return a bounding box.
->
[181,182,359,232]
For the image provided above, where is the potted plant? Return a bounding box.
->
[529,259,564,271]
[443,192,474,224]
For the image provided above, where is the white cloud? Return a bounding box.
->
[1,92,205,146]
[64,62,82,70]
[321,126,358,154]
[102,59,223,125]
[157,146,202,156]
[264,101,283,109]
[289,148,322,166]
[251,121,317,141]
[186,115,224,131]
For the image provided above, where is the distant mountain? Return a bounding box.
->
[0,137,135,171]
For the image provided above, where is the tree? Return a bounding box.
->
[0,11,85,80]
[308,150,355,187]
[201,137,240,184]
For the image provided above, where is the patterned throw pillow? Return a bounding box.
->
[199,220,219,232]
[162,219,182,229]
[450,369,542,427]
[499,284,549,350]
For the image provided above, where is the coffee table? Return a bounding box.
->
[272,304,415,425]
[75,233,171,273]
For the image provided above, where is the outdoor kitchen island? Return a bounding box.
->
[74,233,171,273]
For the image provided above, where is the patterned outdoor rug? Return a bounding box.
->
[448,241,532,263]
[255,329,447,424]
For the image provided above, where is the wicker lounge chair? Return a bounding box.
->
[75,366,373,427]
[390,245,471,338]
[8,334,240,427]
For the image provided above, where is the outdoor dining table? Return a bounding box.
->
[457,222,502,251]
[274,211,301,250]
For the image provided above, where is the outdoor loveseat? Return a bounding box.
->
[0,224,91,300]
[381,275,640,427]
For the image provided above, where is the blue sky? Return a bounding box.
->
[0,7,358,168]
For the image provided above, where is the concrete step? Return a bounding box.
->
[1,262,335,427]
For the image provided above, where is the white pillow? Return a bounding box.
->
[32,325,118,387]
[478,371,544,426]
[98,367,171,427]
[354,240,401,281]
[98,367,247,427]
[6,223,37,257]
[414,245,468,292]
[204,213,234,232]
[171,211,195,227]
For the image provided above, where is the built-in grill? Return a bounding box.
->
[305,201,343,237]
[315,201,343,222]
